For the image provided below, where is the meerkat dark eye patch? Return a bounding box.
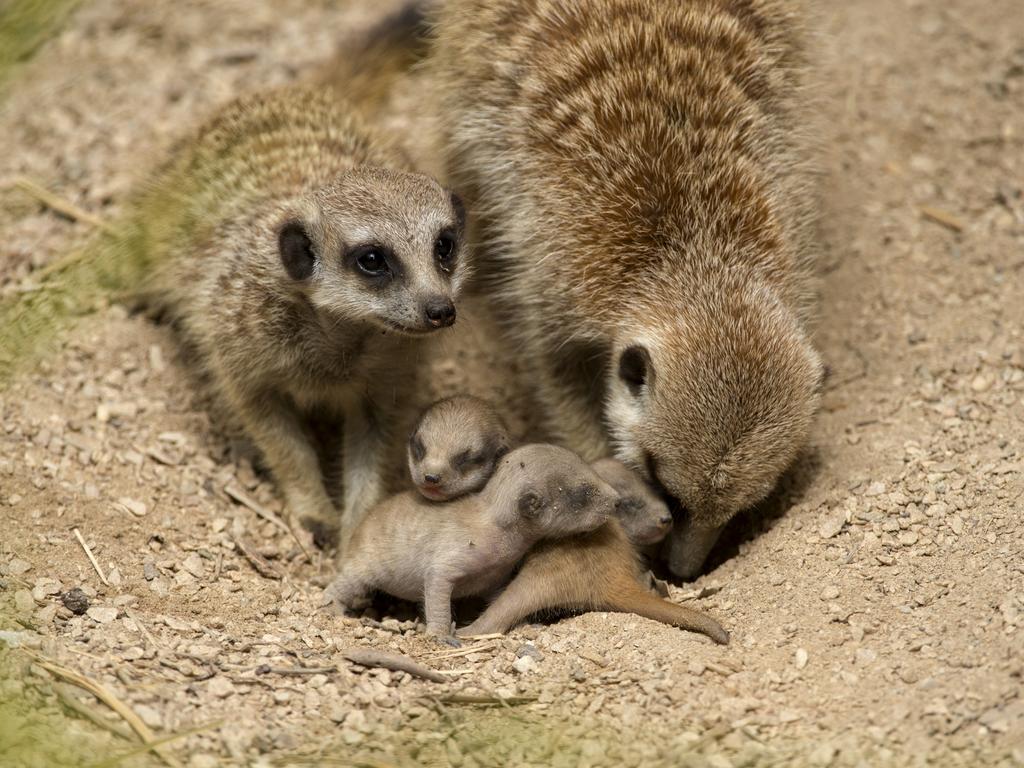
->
[619,345,652,396]
[453,449,485,471]
[517,490,544,518]
[409,433,426,463]
[278,221,316,280]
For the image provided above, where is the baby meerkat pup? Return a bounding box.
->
[408,395,511,501]
[326,444,622,643]
[428,0,825,578]
[135,86,468,543]
[591,458,673,551]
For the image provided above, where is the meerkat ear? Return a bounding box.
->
[449,191,466,232]
[517,490,544,518]
[618,345,652,396]
[278,221,317,280]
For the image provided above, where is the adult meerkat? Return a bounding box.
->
[327,444,621,642]
[427,0,825,578]
[134,86,468,543]
[408,395,512,501]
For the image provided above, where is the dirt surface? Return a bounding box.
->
[2,1,1023,766]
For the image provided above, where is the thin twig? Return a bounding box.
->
[224,482,310,561]
[422,640,499,660]
[29,654,182,768]
[233,536,282,580]
[342,647,448,683]
[73,527,109,586]
[124,608,160,649]
[435,693,537,706]
[919,205,965,233]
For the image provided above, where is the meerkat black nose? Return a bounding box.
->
[659,514,673,526]
[424,298,456,328]
[614,497,627,514]
[424,474,442,486]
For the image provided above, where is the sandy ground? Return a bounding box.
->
[1,1,1023,766]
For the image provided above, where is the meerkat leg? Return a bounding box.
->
[233,389,338,545]
[340,399,388,536]
[423,571,459,646]
[533,344,609,461]
[665,520,725,581]
[324,569,371,615]
[460,574,564,636]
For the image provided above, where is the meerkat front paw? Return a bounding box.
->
[299,513,340,550]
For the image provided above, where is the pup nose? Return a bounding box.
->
[614,497,627,514]
[424,474,441,486]
[659,514,673,526]
[424,299,456,328]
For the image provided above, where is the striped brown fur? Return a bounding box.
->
[427,0,824,578]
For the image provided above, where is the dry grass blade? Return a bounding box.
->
[73,527,109,586]
[422,640,498,660]
[919,205,965,232]
[84,720,224,768]
[12,176,118,239]
[28,654,183,767]
[53,681,135,741]
[434,693,537,707]
[342,647,448,683]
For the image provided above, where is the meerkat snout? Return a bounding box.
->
[423,296,456,327]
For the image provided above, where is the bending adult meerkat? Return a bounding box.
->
[327,444,621,642]
[427,0,825,578]
[408,395,512,501]
[135,86,468,543]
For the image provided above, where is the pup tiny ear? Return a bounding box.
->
[517,490,544,518]
[279,221,317,280]
[618,345,652,396]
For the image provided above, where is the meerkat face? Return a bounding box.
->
[489,444,621,538]
[276,167,468,334]
[605,285,824,578]
[407,395,511,501]
[590,458,673,547]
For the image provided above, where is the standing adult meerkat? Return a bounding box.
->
[427,0,825,578]
[134,86,468,543]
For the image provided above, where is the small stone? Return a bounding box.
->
[135,704,163,729]
[809,743,837,766]
[181,553,205,578]
[820,585,840,600]
[795,648,809,670]
[188,755,219,768]
[971,375,992,392]
[818,509,846,539]
[855,648,877,665]
[512,655,537,674]
[14,590,35,614]
[118,497,147,517]
[516,643,544,661]
[7,558,31,576]
[32,578,62,602]
[340,728,364,746]
[61,588,90,615]
[898,531,920,546]
[207,677,235,698]
[86,606,119,624]
[949,516,964,535]
[864,481,886,497]
[273,690,291,704]
[143,561,157,581]
[326,701,349,723]
[344,709,371,733]
[107,567,122,587]
[36,604,58,624]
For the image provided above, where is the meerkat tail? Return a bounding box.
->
[313,1,430,118]
[605,591,730,646]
